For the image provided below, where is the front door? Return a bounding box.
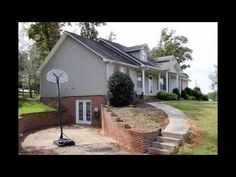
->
[148,75,153,94]
[76,100,92,124]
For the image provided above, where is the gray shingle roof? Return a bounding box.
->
[99,38,159,68]
[124,44,146,52]
[65,32,182,71]
[66,32,141,66]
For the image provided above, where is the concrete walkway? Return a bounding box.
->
[148,102,189,137]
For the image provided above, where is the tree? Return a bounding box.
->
[149,28,193,70]
[20,44,41,98]
[208,64,217,91]
[107,31,116,41]
[27,22,63,64]
[18,51,28,96]
[79,22,106,39]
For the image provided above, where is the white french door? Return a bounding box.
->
[76,100,92,124]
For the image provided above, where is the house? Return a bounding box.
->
[37,31,190,126]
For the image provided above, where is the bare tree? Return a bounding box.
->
[208,64,217,91]
[107,31,116,41]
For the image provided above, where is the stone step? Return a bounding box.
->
[162,132,184,140]
[152,141,177,151]
[148,147,172,155]
[157,136,182,145]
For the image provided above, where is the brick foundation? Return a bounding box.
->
[41,95,107,127]
[101,105,157,153]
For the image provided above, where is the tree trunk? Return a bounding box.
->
[28,75,32,98]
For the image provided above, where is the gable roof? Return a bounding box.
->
[37,31,185,74]
[99,38,159,68]
[155,55,177,70]
[66,32,141,66]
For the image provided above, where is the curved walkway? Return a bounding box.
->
[148,102,189,138]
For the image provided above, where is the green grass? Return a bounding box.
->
[19,98,56,116]
[166,100,217,155]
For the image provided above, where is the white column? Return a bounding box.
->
[142,69,145,95]
[176,73,179,90]
[166,71,168,92]
[158,72,161,91]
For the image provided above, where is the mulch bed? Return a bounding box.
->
[110,103,169,132]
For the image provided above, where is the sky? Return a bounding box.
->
[19,22,217,94]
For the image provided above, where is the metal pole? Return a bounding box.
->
[56,77,63,139]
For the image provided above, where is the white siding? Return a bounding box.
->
[107,63,114,80]
[129,68,138,93]
[182,80,188,90]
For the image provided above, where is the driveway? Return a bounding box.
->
[19,125,144,155]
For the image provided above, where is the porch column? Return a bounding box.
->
[158,72,161,91]
[166,71,168,92]
[176,73,179,90]
[142,69,145,95]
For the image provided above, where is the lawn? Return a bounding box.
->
[166,101,217,155]
[19,98,56,116]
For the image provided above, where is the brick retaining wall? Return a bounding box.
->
[101,105,157,153]
[19,111,69,134]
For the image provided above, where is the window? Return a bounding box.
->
[137,72,142,88]
[119,66,127,73]
[160,78,165,90]
[140,49,147,62]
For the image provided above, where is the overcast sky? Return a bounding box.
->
[19,22,217,94]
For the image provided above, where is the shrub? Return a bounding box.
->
[171,93,178,100]
[108,72,134,107]
[172,88,180,99]
[193,87,201,92]
[156,91,167,100]
[181,90,188,100]
[202,95,209,101]
[184,87,193,96]
[156,91,178,100]
[187,96,196,100]
[208,91,217,101]
[192,88,203,100]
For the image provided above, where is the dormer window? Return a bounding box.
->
[140,49,147,62]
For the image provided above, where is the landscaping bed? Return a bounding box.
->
[110,103,169,132]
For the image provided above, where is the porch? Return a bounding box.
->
[134,68,188,96]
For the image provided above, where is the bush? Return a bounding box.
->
[108,72,134,107]
[181,90,188,100]
[172,88,180,99]
[193,87,201,92]
[184,87,193,96]
[156,91,167,100]
[170,93,178,100]
[192,87,203,100]
[202,95,209,101]
[208,91,217,101]
[187,96,196,100]
[156,91,177,100]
